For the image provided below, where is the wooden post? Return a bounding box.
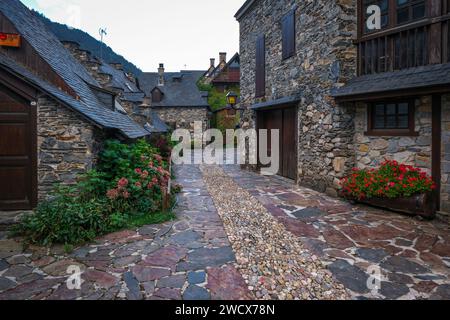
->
[429,0,443,64]
[432,94,442,212]
[162,155,172,211]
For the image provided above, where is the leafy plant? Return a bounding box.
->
[13,139,175,246]
[340,160,436,200]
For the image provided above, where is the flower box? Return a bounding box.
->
[340,160,437,219]
[352,192,436,219]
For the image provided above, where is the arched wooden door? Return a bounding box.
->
[0,85,37,211]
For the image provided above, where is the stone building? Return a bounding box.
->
[138,64,211,137]
[204,52,241,93]
[60,41,169,134]
[0,0,150,211]
[235,0,450,215]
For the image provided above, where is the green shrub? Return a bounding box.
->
[12,185,129,246]
[12,139,176,246]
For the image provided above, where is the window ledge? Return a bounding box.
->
[364,130,420,137]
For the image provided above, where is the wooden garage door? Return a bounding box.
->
[0,86,36,210]
[258,107,297,180]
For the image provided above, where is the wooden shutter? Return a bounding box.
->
[255,35,265,98]
[282,10,296,60]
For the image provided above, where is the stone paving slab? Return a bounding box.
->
[0,165,251,300]
[223,165,450,300]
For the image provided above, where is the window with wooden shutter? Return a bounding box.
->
[255,34,265,98]
[282,10,296,60]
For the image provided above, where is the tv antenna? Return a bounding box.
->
[99,28,108,60]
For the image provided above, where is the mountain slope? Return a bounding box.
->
[32,10,142,76]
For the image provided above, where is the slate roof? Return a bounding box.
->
[145,112,170,134]
[235,0,258,20]
[0,53,149,139]
[0,0,149,139]
[209,53,240,83]
[251,95,301,110]
[331,63,450,100]
[138,70,210,108]
[122,92,146,103]
[99,61,140,93]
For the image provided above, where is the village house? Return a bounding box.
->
[60,41,169,134]
[204,52,241,93]
[138,64,211,136]
[0,0,150,212]
[235,0,450,216]
[203,52,241,131]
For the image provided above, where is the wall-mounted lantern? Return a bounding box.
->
[226,91,238,116]
[226,91,238,107]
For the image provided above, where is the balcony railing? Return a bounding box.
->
[357,13,450,76]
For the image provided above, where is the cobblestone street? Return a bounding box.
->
[223,165,450,300]
[0,163,449,300]
[0,165,251,300]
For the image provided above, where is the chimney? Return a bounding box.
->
[61,40,80,55]
[158,63,165,86]
[210,58,215,68]
[110,62,123,71]
[219,52,227,63]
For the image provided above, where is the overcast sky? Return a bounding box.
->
[20,0,242,72]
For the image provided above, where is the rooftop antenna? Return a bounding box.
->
[99,27,107,60]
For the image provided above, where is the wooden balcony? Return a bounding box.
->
[356,1,450,76]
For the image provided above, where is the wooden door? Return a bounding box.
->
[258,107,297,180]
[261,109,282,176]
[0,86,36,210]
[281,107,297,180]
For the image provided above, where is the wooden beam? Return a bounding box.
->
[432,94,442,211]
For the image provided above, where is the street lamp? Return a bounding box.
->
[226,91,238,107]
[226,91,238,116]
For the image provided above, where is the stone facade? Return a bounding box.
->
[442,94,450,213]
[237,0,449,215]
[37,97,104,200]
[153,106,210,138]
[238,0,357,195]
[354,94,450,215]
[354,97,432,174]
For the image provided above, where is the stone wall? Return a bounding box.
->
[153,107,210,140]
[37,97,104,200]
[354,96,432,174]
[238,0,357,195]
[442,94,450,213]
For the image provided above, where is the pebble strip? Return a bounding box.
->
[200,165,349,300]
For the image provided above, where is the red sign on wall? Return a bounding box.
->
[0,33,21,47]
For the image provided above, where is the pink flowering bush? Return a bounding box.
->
[99,140,173,214]
[14,139,176,245]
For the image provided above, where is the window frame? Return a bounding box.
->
[359,0,429,36]
[151,88,163,103]
[281,9,296,60]
[395,0,427,26]
[365,99,418,136]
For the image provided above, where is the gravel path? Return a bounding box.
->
[200,165,349,300]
